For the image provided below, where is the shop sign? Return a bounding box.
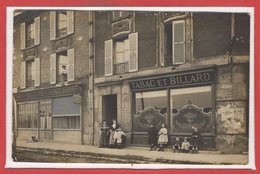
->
[129,69,215,91]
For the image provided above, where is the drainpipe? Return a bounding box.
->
[88,11,95,146]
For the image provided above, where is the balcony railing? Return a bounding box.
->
[114,62,129,74]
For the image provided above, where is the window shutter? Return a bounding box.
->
[129,32,138,72]
[34,57,40,87]
[159,23,165,66]
[104,40,113,76]
[34,16,40,45]
[67,48,75,81]
[67,11,74,35]
[172,21,185,64]
[20,23,26,49]
[50,53,56,84]
[20,61,26,89]
[50,11,56,40]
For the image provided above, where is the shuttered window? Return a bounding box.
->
[172,20,185,64]
[20,16,40,49]
[129,32,138,72]
[50,11,74,39]
[104,40,113,76]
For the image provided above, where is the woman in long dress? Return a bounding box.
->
[108,119,119,148]
[157,123,168,151]
[99,121,110,148]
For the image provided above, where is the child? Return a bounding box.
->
[157,123,168,151]
[99,121,110,148]
[113,127,125,149]
[172,137,181,152]
[181,137,191,153]
[147,124,158,151]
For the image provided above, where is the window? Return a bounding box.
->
[26,60,35,87]
[164,20,185,65]
[18,102,38,128]
[170,86,212,133]
[50,48,74,84]
[57,11,68,37]
[133,90,167,132]
[52,96,80,129]
[26,21,35,47]
[50,11,74,40]
[104,33,138,76]
[20,58,40,89]
[57,51,68,83]
[20,16,40,49]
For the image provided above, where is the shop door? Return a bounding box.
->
[103,95,117,125]
[39,101,52,140]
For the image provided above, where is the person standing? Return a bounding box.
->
[108,119,119,148]
[157,123,168,151]
[99,121,110,148]
[147,124,158,151]
[113,127,125,149]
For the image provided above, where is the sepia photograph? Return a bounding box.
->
[6,7,254,169]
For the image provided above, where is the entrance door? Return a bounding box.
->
[39,101,52,140]
[103,94,117,125]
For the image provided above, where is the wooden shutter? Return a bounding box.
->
[50,11,56,40]
[104,40,113,76]
[172,20,185,64]
[34,16,40,45]
[67,48,74,81]
[129,32,138,72]
[20,23,26,49]
[67,11,74,34]
[20,61,26,89]
[50,54,56,84]
[159,23,165,66]
[34,57,40,87]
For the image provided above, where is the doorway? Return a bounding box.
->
[102,94,117,125]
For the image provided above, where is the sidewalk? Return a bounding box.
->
[16,140,248,164]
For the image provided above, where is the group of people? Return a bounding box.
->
[100,120,200,152]
[99,119,126,149]
[148,123,200,152]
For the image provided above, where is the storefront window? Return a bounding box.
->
[134,90,167,132]
[18,102,38,128]
[170,86,212,133]
[52,96,80,129]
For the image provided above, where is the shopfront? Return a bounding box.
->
[14,84,83,144]
[129,67,216,149]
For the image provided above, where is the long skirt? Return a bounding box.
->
[109,131,115,145]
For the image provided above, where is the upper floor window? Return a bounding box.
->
[50,11,74,40]
[20,16,40,49]
[104,33,138,76]
[50,48,74,85]
[20,57,40,89]
[164,20,185,65]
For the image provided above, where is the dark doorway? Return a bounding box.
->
[102,94,117,125]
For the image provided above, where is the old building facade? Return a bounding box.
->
[13,10,250,154]
[13,10,94,145]
[93,11,250,153]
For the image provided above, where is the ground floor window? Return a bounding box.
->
[170,86,212,134]
[132,85,214,147]
[52,96,81,130]
[18,102,38,128]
